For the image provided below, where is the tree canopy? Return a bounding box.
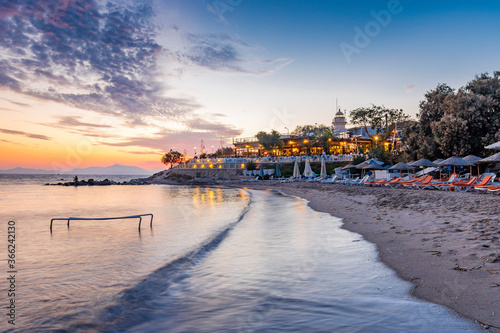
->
[349,105,410,140]
[401,72,500,160]
[255,130,283,150]
[161,149,184,168]
[291,124,330,137]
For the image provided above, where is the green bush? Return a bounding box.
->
[352,155,366,165]
[246,161,257,171]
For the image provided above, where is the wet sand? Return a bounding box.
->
[229,181,500,331]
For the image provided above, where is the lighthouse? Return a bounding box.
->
[332,109,347,132]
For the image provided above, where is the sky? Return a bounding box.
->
[1,0,500,171]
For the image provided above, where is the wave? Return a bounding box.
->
[66,190,253,332]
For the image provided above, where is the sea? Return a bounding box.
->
[0,174,480,332]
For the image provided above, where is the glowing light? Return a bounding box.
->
[241,163,245,168]
[209,164,213,168]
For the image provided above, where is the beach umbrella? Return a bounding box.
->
[303,158,314,178]
[275,163,281,178]
[356,160,385,177]
[320,158,327,178]
[354,159,384,171]
[411,158,438,177]
[433,159,445,179]
[293,160,300,178]
[479,152,500,163]
[462,155,482,176]
[356,160,385,170]
[438,156,473,174]
[259,165,265,178]
[342,164,356,170]
[389,162,416,178]
[342,164,356,178]
[411,159,438,168]
[485,141,500,150]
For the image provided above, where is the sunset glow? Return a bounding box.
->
[1,0,500,171]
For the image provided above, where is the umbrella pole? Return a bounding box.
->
[470,166,472,178]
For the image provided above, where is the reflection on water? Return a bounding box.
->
[0,177,479,332]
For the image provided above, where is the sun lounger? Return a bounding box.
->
[434,177,477,191]
[409,176,435,189]
[486,186,500,194]
[321,175,338,184]
[336,176,358,185]
[383,177,401,188]
[364,178,389,187]
[346,175,369,186]
[472,176,495,192]
[397,176,425,187]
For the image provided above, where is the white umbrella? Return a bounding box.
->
[303,159,314,178]
[320,158,327,178]
[485,141,500,150]
[292,160,301,178]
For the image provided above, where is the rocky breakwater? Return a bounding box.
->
[45,178,147,186]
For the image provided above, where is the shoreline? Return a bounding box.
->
[221,180,500,330]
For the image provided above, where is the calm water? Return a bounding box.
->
[0,175,479,332]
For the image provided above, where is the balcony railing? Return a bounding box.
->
[172,155,357,170]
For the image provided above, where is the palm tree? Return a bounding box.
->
[314,128,339,155]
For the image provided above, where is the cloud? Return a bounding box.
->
[0,1,278,141]
[0,97,31,108]
[52,116,113,129]
[175,33,293,75]
[120,150,162,155]
[101,123,242,152]
[0,0,191,122]
[0,128,51,140]
[184,118,242,137]
[0,107,21,113]
[0,138,24,145]
[405,85,416,93]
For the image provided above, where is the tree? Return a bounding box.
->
[161,150,184,168]
[314,128,338,154]
[291,124,330,137]
[400,120,440,161]
[367,146,390,164]
[349,105,410,141]
[215,147,234,157]
[409,72,500,159]
[255,130,283,151]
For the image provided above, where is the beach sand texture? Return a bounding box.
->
[234,181,500,331]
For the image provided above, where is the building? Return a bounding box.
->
[231,106,404,156]
[332,109,347,132]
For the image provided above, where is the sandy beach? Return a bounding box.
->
[219,180,500,330]
[143,171,500,329]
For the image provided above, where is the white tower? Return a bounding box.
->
[332,106,347,132]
